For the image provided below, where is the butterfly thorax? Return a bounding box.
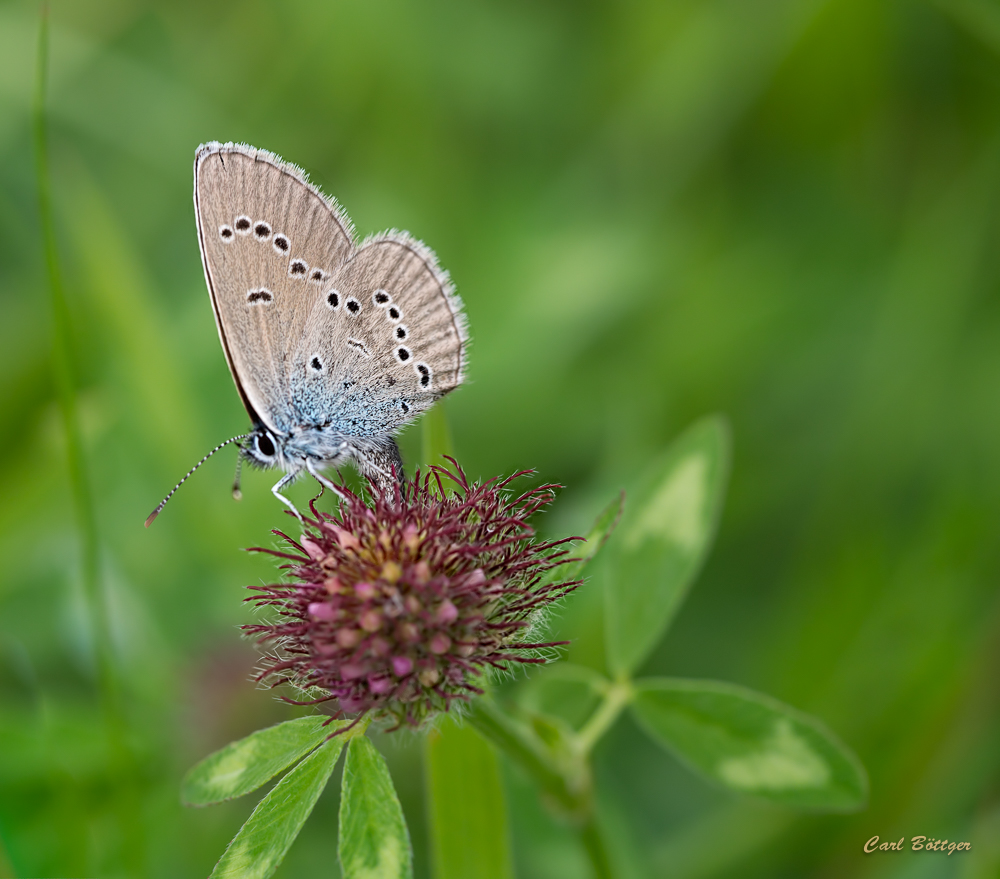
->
[242,424,402,491]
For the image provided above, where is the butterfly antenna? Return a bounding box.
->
[232,450,245,501]
[145,434,248,527]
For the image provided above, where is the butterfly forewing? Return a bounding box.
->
[289,234,467,435]
[194,143,355,432]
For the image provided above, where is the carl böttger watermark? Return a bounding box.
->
[864,836,971,854]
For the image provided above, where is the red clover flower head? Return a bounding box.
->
[244,462,580,729]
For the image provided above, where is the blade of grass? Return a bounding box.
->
[422,400,454,468]
[425,715,514,879]
[33,3,117,723]
[33,6,141,872]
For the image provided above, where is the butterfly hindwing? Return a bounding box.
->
[289,233,468,435]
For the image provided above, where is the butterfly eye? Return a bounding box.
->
[255,432,276,458]
[219,225,234,242]
[253,221,272,240]
[373,290,390,306]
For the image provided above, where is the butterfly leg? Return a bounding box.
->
[356,438,405,497]
[305,458,349,501]
[271,472,303,521]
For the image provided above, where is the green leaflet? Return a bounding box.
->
[604,416,729,675]
[209,734,346,879]
[631,679,868,811]
[183,716,346,806]
[425,715,514,879]
[538,492,624,593]
[339,736,414,879]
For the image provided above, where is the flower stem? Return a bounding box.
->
[571,681,632,879]
[576,678,633,755]
[579,814,615,879]
[467,699,620,879]
[465,698,589,817]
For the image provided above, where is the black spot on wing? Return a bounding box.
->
[247,288,274,304]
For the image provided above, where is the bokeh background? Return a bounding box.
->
[2,0,1000,876]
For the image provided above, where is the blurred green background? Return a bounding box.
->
[2,0,1000,876]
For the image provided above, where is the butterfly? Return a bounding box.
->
[146,142,467,525]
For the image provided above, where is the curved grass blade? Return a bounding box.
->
[183,717,347,806]
[35,3,119,721]
[339,736,413,879]
[631,678,868,811]
[209,734,346,879]
[422,399,455,466]
[605,416,730,675]
[425,714,513,879]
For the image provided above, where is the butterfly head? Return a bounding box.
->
[242,425,284,469]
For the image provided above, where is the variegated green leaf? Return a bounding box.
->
[632,679,867,811]
[209,734,346,879]
[183,716,344,807]
[339,736,413,879]
[605,416,729,674]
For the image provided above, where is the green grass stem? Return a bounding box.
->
[421,400,455,468]
[33,6,144,873]
[33,4,119,723]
